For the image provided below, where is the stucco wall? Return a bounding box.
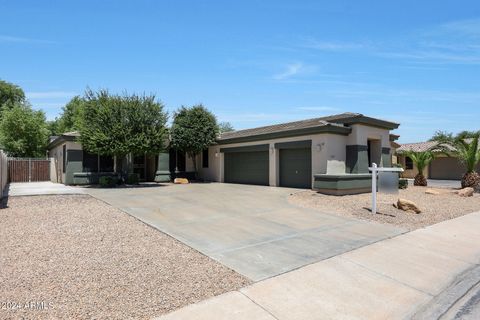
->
[347,124,391,148]
[198,133,348,188]
[49,141,82,183]
[397,154,429,179]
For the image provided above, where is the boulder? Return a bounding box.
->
[394,198,422,214]
[174,178,189,184]
[458,187,474,197]
[425,188,441,195]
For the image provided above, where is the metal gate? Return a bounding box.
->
[8,158,50,182]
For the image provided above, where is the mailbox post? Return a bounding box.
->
[369,163,404,215]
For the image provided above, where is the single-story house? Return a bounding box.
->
[395,141,480,180]
[48,112,400,195]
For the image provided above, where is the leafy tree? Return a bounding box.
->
[170,105,218,172]
[433,131,480,189]
[56,96,85,133]
[0,79,25,108]
[219,121,234,133]
[404,151,435,186]
[0,103,49,157]
[429,130,453,142]
[78,89,168,173]
[46,118,62,136]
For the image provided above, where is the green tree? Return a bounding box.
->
[56,96,85,133]
[170,105,218,172]
[219,121,234,133]
[0,79,25,108]
[78,89,168,173]
[429,130,453,142]
[46,118,62,136]
[0,103,49,157]
[433,131,480,189]
[404,151,435,186]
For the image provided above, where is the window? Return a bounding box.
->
[202,149,209,168]
[405,157,414,170]
[100,155,114,172]
[82,151,99,172]
[62,145,66,173]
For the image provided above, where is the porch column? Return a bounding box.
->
[155,152,171,182]
[345,145,369,173]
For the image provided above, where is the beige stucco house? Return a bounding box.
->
[396,141,479,180]
[48,112,400,195]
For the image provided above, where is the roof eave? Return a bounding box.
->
[47,134,78,150]
[334,115,400,130]
[217,124,351,145]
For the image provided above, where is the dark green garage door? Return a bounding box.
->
[224,151,269,185]
[279,148,312,188]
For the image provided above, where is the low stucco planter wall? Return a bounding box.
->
[314,173,372,195]
[72,172,119,185]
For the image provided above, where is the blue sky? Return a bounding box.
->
[1,0,479,142]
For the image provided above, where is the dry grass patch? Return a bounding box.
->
[0,195,250,319]
[289,186,480,230]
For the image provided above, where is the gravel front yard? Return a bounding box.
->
[0,195,250,319]
[289,186,480,230]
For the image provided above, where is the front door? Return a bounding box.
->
[133,154,146,180]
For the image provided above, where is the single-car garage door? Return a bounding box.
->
[223,146,269,186]
[278,141,312,189]
[429,157,465,180]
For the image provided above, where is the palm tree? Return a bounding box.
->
[404,151,435,186]
[434,132,480,189]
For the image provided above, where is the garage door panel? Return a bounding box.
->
[279,148,312,188]
[430,157,466,180]
[224,151,269,186]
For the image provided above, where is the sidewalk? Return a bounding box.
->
[156,211,480,320]
[5,181,85,197]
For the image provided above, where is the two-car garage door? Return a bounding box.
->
[224,150,269,186]
[223,141,312,188]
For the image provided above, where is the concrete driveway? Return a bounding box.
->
[5,181,85,197]
[408,179,461,189]
[87,183,405,281]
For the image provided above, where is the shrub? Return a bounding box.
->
[399,178,408,189]
[99,175,117,188]
[127,173,139,185]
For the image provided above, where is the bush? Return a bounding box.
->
[126,173,139,185]
[99,175,117,188]
[399,178,408,189]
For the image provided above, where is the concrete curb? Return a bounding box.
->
[412,264,480,319]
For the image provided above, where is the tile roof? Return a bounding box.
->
[396,141,457,153]
[218,112,398,141]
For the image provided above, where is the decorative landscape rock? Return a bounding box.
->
[457,187,474,197]
[394,198,422,214]
[174,178,189,184]
[425,188,441,195]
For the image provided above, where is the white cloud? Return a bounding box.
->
[0,35,56,44]
[301,39,366,51]
[272,62,316,80]
[436,18,480,38]
[296,106,340,112]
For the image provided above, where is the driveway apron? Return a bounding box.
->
[87,183,405,281]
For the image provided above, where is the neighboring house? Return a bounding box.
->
[48,112,400,195]
[396,141,480,180]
